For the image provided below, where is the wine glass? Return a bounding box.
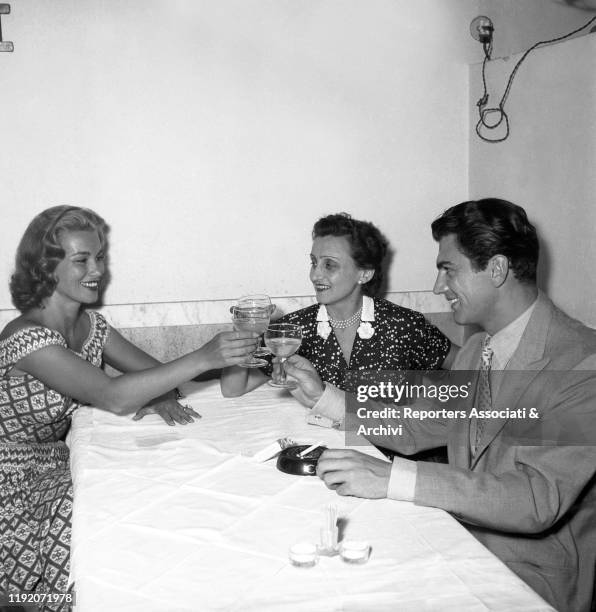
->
[232,305,271,368]
[236,295,276,357]
[264,323,303,389]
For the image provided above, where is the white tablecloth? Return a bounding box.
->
[68,380,553,612]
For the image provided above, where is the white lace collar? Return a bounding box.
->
[316,295,375,340]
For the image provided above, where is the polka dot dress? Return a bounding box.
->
[264,297,450,391]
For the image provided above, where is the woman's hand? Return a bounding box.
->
[198,331,258,370]
[133,396,201,426]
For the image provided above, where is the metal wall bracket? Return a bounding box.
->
[0,4,14,52]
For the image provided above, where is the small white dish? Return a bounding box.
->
[288,542,318,568]
[339,540,371,564]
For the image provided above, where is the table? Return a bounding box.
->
[68,380,553,611]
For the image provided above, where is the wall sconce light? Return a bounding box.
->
[470,16,494,46]
[0,4,14,52]
[472,11,596,143]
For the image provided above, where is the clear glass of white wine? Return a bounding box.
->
[235,295,276,357]
[232,305,271,368]
[264,323,303,389]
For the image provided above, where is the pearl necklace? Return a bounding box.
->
[328,307,363,329]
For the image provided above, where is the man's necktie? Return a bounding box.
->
[473,336,493,455]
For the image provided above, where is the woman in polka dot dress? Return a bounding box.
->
[221,213,458,398]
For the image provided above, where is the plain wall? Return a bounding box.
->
[3,1,594,324]
[0,0,475,310]
[469,33,596,327]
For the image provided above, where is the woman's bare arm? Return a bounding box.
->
[15,331,257,414]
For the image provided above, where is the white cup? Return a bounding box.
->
[289,542,318,568]
[339,540,371,564]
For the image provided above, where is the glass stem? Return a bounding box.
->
[279,358,287,384]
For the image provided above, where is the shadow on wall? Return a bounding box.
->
[536,230,552,297]
[378,243,395,299]
[558,0,596,11]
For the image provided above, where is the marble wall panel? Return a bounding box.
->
[2,292,472,378]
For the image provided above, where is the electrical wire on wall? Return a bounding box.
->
[0,3,14,52]
[474,14,596,143]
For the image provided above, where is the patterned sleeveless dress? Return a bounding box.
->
[0,311,109,610]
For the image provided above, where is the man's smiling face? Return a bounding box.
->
[433,234,496,329]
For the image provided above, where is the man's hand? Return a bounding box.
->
[316,449,391,498]
[283,355,325,408]
[133,397,201,426]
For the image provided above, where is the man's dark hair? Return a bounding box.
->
[431,198,539,284]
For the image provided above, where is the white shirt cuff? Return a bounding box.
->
[311,383,345,423]
[387,457,417,502]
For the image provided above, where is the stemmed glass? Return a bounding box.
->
[236,295,276,357]
[232,305,271,368]
[264,323,303,389]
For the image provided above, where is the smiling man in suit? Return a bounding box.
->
[284,198,596,612]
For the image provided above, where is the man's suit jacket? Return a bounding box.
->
[367,293,596,612]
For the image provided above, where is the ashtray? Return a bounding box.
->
[276,445,326,476]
